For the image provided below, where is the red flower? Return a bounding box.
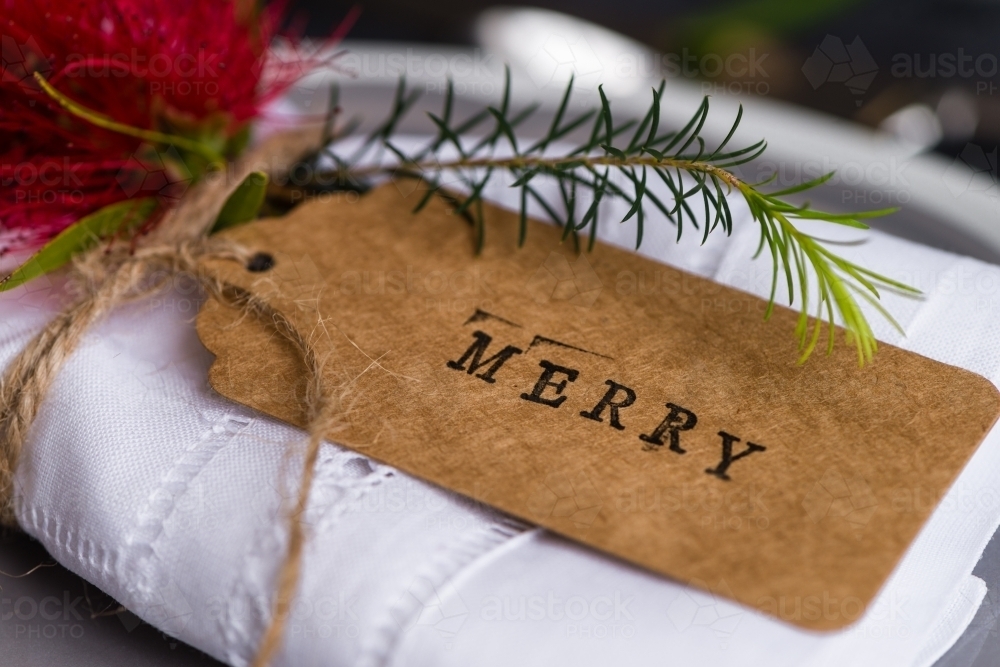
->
[0,0,356,255]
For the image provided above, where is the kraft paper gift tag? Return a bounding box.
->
[196,183,1000,630]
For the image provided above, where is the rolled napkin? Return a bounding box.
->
[2,159,998,667]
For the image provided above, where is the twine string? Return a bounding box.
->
[0,128,328,666]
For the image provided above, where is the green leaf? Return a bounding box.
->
[210,171,269,234]
[601,144,626,160]
[0,198,157,292]
[598,85,613,144]
[35,73,224,166]
[487,107,519,153]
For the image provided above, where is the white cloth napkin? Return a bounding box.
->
[2,152,999,667]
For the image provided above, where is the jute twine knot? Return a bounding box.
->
[0,128,333,667]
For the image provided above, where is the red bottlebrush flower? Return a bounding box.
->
[0,0,356,256]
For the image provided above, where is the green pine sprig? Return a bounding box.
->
[294,69,920,366]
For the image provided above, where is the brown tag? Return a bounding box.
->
[196,183,1000,630]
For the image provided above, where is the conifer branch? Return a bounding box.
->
[298,68,919,366]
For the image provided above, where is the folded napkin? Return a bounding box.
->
[2,143,999,666]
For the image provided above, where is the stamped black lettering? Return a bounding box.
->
[580,380,637,430]
[447,330,523,384]
[639,403,698,454]
[520,360,579,408]
[705,431,766,481]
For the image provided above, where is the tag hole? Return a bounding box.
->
[246,252,275,272]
